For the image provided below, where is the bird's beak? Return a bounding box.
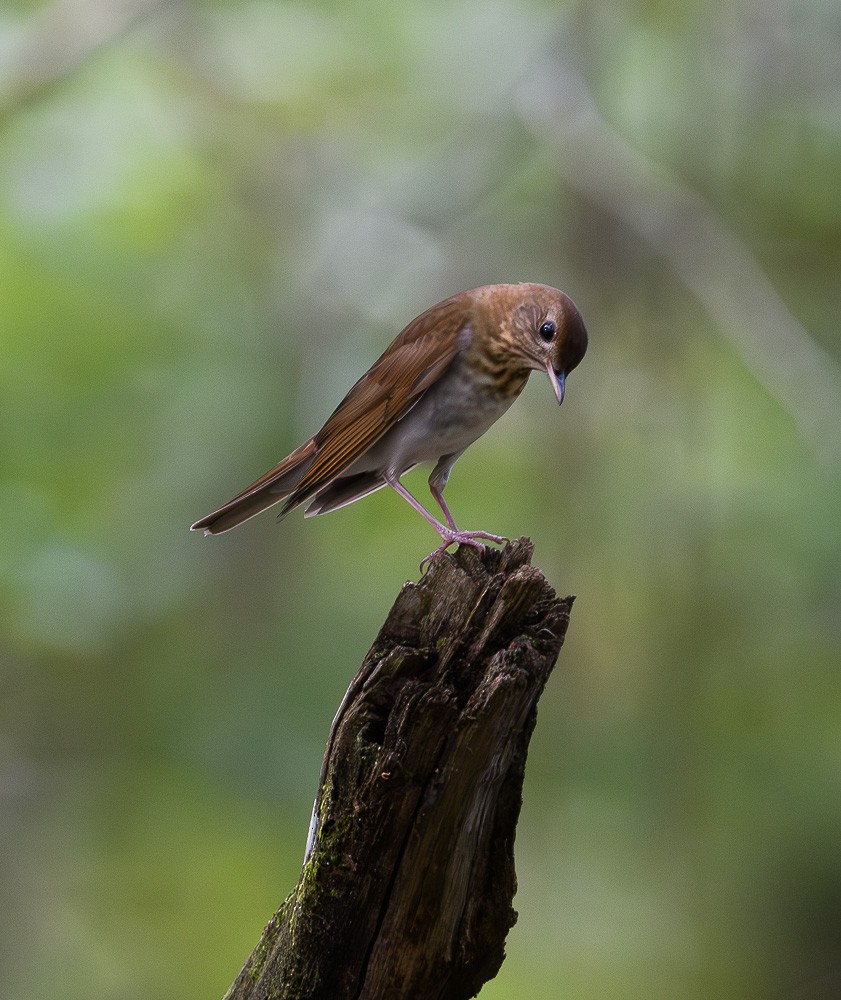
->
[545,360,565,405]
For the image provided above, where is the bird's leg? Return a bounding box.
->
[428,458,508,546]
[386,473,506,570]
[428,483,507,545]
[386,476,464,540]
[426,452,462,530]
[427,481,458,531]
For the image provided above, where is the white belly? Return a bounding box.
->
[347,359,523,477]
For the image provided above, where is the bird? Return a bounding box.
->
[191,282,588,565]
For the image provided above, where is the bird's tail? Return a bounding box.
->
[190,438,317,535]
[302,470,389,517]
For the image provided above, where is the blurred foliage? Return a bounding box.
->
[1,1,840,998]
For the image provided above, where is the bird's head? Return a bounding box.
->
[506,284,588,405]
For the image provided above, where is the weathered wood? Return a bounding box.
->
[223,537,574,1000]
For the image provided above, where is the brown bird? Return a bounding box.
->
[191,283,587,564]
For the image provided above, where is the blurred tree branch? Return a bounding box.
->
[223,538,573,1000]
[0,0,163,122]
[516,64,841,464]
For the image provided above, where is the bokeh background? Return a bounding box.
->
[2,1,840,998]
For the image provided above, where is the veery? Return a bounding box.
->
[192,283,588,563]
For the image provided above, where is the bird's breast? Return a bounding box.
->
[354,354,528,477]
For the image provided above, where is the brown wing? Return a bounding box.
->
[190,291,472,534]
[285,291,471,504]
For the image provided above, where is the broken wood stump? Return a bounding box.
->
[224,537,574,1000]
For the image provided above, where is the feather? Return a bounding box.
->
[191,293,470,534]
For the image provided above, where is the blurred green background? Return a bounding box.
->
[2,1,840,998]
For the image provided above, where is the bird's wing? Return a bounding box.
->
[286,292,471,503]
[190,292,470,534]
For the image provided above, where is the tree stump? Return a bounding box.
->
[223,537,574,1000]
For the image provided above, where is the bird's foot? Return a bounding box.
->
[420,529,508,572]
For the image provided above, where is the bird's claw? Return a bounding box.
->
[419,530,509,573]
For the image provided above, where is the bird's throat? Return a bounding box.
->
[468,337,531,401]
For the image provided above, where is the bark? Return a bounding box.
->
[223,537,574,1000]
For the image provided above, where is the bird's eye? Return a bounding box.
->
[538,321,556,343]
